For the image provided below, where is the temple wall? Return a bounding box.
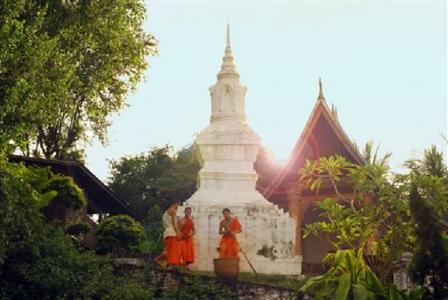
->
[286,190,353,261]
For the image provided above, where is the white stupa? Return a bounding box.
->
[181,25,301,275]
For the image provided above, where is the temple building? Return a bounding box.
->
[8,155,138,249]
[256,81,365,274]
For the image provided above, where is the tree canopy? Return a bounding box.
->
[108,144,201,219]
[407,146,448,298]
[0,0,157,160]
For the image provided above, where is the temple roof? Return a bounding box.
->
[8,155,139,219]
[260,81,365,200]
[288,81,365,168]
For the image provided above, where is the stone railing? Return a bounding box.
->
[115,259,305,300]
[302,262,330,276]
[145,269,303,300]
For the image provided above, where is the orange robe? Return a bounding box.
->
[219,218,242,258]
[164,236,181,266]
[180,217,195,264]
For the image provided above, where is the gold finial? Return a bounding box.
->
[318,77,325,101]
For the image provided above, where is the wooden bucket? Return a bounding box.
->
[213,258,240,279]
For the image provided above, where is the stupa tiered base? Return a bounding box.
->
[182,190,302,275]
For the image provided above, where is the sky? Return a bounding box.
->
[85,0,447,182]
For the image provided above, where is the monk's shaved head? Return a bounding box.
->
[184,206,192,218]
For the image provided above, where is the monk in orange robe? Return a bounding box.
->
[179,207,195,269]
[219,208,242,258]
[154,200,181,269]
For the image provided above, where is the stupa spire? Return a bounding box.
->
[217,23,240,80]
[226,22,230,47]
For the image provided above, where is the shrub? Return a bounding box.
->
[96,215,148,256]
[66,222,92,236]
[46,175,86,210]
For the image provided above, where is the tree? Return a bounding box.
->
[406,146,448,298]
[108,144,201,219]
[0,0,56,155]
[0,0,157,160]
[299,151,414,283]
[405,145,448,178]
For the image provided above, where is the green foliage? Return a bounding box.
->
[387,285,425,300]
[108,144,201,219]
[300,249,423,300]
[300,152,414,283]
[0,160,156,298]
[0,0,157,159]
[144,204,165,255]
[301,155,354,194]
[0,162,58,210]
[1,223,92,298]
[405,145,448,178]
[1,222,154,299]
[82,260,155,300]
[300,145,448,298]
[363,141,392,167]
[46,175,86,210]
[303,198,368,250]
[300,249,381,299]
[0,160,50,266]
[66,222,92,236]
[0,0,57,155]
[96,215,148,256]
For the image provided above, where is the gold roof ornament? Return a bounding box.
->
[317,77,326,102]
